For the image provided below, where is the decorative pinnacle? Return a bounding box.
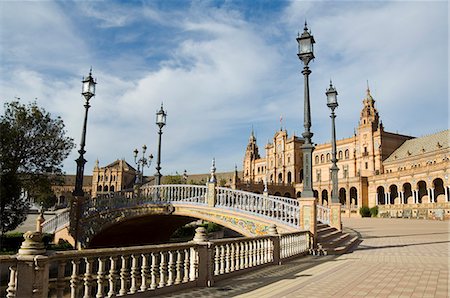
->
[209,158,217,183]
[304,20,308,31]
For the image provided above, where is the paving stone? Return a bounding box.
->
[157,218,449,298]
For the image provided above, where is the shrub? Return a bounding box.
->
[359,206,371,217]
[370,206,379,217]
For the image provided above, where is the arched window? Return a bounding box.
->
[97,185,102,192]
[315,155,319,164]
[104,185,109,192]
[110,185,115,192]
[320,154,324,163]
[287,172,292,184]
[345,149,349,159]
[278,173,282,183]
[326,153,330,162]
[338,151,343,159]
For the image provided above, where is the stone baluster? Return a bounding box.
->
[219,245,225,274]
[70,259,80,298]
[175,250,182,284]
[56,261,66,298]
[119,255,130,295]
[140,254,149,291]
[6,265,16,298]
[445,186,449,202]
[230,243,235,272]
[129,254,139,293]
[167,251,175,286]
[239,242,244,270]
[83,258,94,298]
[225,244,230,273]
[244,242,249,268]
[96,258,106,298]
[183,249,190,283]
[150,253,158,290]
[107,256,118,297]
[214,246,220,275]
[158,251,167,288]
[256,240,261,265]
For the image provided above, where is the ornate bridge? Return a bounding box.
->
[42,184,321,248]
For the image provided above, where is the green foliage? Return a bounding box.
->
[201,222,222,233]
[48,239,73,251]
[164,175,184,184]
[219,178,227,187]
[370,206,379,217]
[0,171,29,235]
[0,100,75,234]
[189,179,206,185]
[0,232,58,254]
[359,206,371,217]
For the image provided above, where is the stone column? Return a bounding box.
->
[329,203,342,231]
[299,197,317,249]
[207,159,217,207]
[427,188,431,203]
[191,227,212,287]
[15,231,49,298]
[268,225,281,265]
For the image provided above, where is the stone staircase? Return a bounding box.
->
[314,223,360,255]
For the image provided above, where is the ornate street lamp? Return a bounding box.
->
[326,81,339,204]
[133,145,153,186]
[297,22,315,198]
[73,69,96,197]
[155,103,167,185]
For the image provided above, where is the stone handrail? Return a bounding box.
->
[216,187,300,227]
[3,230,311,297]
[317,204,331,225]
[42,184,302,234]
[41,210,70,234]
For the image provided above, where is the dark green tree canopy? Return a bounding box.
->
[1,100,75,175]
[0,100,75,233]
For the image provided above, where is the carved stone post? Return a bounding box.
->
[299,197,317,249]
[15,231,49,298]
[206,158,217,207]
[191,227,213,287]
[268,225,280,265]
[329,203,342,231]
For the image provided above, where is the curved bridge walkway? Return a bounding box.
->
[42,184,317,240]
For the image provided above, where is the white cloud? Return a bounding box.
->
[0,1,447,177]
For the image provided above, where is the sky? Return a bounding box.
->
[0,0,448,177]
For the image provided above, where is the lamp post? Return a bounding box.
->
[297,22,315,198]
[73,69,96,197]
[133,145,153,186]
[155,103,167,185]
[326,81,339,204]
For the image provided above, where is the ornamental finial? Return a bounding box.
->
[209,158,217,183]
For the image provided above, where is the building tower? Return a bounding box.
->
[243,129,260,182]
[357,85,382,177]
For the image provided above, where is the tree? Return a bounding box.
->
[0,100,75,234]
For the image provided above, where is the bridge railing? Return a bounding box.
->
[141,184,207,205]
[317,204,331,225]
[216,187,300,227]
[41,210,70,234]
[3,230,311,298]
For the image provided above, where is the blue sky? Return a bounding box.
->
[0,0,448,176]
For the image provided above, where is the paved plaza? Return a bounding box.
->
[158,218,449,298]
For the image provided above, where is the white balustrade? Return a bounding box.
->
[216,187,300,227]
[44,184,302,235]
[316,204,331,225]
